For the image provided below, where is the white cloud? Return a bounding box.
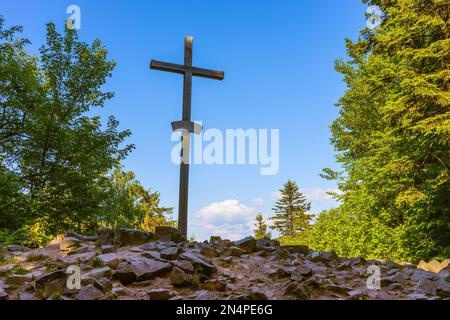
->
[192,199,258,241]
[301,187,340,203]
[253,197,263,207]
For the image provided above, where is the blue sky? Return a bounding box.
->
[1,0,368,240]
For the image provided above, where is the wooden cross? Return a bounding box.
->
[150,36,224,237]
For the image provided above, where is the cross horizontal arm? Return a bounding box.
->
[150,60,224,81]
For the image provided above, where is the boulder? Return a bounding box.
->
[97,229,115,246]
[200,246,219,258]
[148,288,174,300]
[170,267,195,287]
[160,246,180,260]
[436,279,450,298]
[234,236,256,253]
[77,284,104,300]
[283,245,310,255]
[97,253,119,268]
[202,279,227,292]
[112,257,171,284]
[416,278,438,295]
[347,289,366,300]
[221,246,244,257]
[154,226,185,243]
[35,271,67,299]
[411,269,438,282]
[171,260,195,273]
[283,282,309,299]
[209,236,222,244]
[100,245,116,254]
[67,246,89,256]
[7,245,30,252]
[248,286,268,300]
[310,251,337,263]
[60,237,81,253]
[180,252,216,275]
[0,288,8,300]
[6,274,33,286]
[81,267,111,280]
[256,238,280,248]
[115,229,153,247]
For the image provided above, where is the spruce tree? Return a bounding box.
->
[253,213,271,239]
[271,180,312,237]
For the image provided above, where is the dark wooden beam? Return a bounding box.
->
[150,60,224,81]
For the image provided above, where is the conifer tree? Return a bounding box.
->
[271,180,312,237]
[253,213,271,239]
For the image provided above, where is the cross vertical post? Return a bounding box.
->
[178,36,193,238]
[150,36,224,238]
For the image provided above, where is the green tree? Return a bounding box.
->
[271,180,312,238]
[253,213,271,239]
[101,166,174,232]
[0,18,133,246]
[308,0,450,262]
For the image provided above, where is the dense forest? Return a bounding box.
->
[1,0,449,264]
[265,0,449,263]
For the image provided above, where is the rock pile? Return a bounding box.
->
[0,228,449,300]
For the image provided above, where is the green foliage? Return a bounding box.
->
[253,213,271,239]
[305,0,450,263]
[100,166,174,232]
[271,180,313,238]
[0,17,172,247]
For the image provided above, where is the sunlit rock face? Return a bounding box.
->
[0,229,449,300]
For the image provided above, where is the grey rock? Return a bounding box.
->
[60,237,81,253]
[200,246,219,258]
[221,246,244,257]
[112,257,171,284]
[0,288,8,300]
[180,252,216,275]
[411,269,438,282]
[283,245,310,255]
[148,288,174,300]
[416,278,438,295]
[77,284,104,300]
[202,279,227,292]
[81,267,111,280]
[256,238,280,248]
[100,245,116,254]
[97,253,119,267]
[436,279,450,298]
[249,286,268,300]
[67,246,89,256]
[195,290,217,300]
[347,289,366,300]
[7,245,30,252]
[115,229,153,247]
[154,226,185,243]
[170,267,195,286]
[171,260,195,273]
[160,246,180,260]
[6,274,33,286]
[234,236,256,253]
[97,229,115,246]
[283,282,309,299]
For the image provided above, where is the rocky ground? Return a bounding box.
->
[0,227,449,300]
